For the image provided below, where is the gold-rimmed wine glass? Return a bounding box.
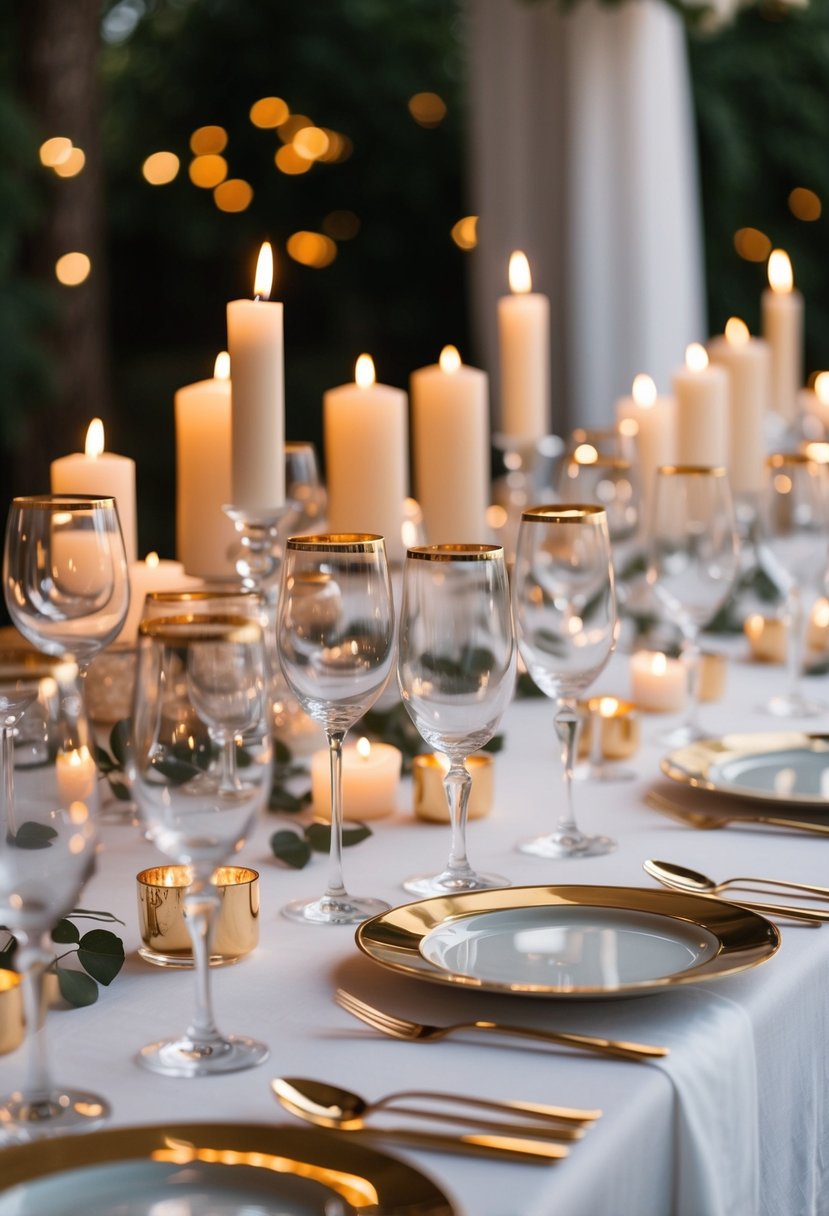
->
[512,505,618,858]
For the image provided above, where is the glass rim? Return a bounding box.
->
[656,465,727,477]
[138,613,263,645]
[767,452,821,467]
[406,543,504,562]
[144,588,265,605]
[567,455,632,470]
[136,865,259,889]
[0,649,80,681]
[285,533,385,553]
[521,504,607,523]
[10,494,117,510]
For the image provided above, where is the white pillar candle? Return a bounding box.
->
[118,552,201,644]
[629,650,687,713]
[227,242,285,512]
[174,351,238,579]
[56,745,97,805]
[798,372,829,437]
[707,318,770,497]
[762,249,803,424]
[497,251,550,443]
[324,354,408,563]
[614,374,676,525]
[672,344,729,467]
[411,345,490,543]
[311,737,402,821]
[50,419,138,565]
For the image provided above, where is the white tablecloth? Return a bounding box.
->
[1,646,828,1216]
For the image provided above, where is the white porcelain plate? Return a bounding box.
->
[661,732,829,807]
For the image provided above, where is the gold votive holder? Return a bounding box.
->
[0,969,24,1056]
[577,696,640,761]
[808,598,829,653]
[137,865,259,968]
[698,652,727,702]
[412,753,494,822]
[744,614,786,664]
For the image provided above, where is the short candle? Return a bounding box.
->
[577,697,640,761]
[744,615,787,664]
[311,737,402,821]
[629,651,687,713]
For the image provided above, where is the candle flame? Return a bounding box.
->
[803,441,829,464]
[768,249,793,294]
[745,614,764,642]
[651,652,667,675]
[355,354,376,388]
[214,351,230,380]
[145,551,160,569]
[508,250,532,295]
[813,598,829,627]
[619,417,639,437]
[85,418,105,458]
[253,241,274,299]
[631,374,657,407]
[439,345,461,374]
[815,371,829,405]
[725,316,750,346]
[685,343,709,373]
[598,697,620,717]
[573,443,598,465]
[356,736,371,760]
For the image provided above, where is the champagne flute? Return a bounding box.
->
[277,534,395,925]
[647,466,739,745]
[512,505,618,857]
[758,453,829,717]
[0,652,108,1139]
[398,544,515,895]
[4,495,130,669]
[130,615,272,1076]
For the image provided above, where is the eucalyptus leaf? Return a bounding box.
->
[269,786,308,814]
[10,821,58,849]
[56,966,98,1008]
[76,929,126,985]
[270,829,311,869]
[70,909,125,925]
[108,779,132,802]
[306,821,372,852]
[274,739,293,766]
[109,719,131,768]
[51,919,80,944]
[93,745,114,773]
[482,734,504,754]
[153,755,205,784]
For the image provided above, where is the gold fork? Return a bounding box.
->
[646,790,829,836]
[334,988,668,1063]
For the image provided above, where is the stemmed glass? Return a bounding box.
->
[4,495,130,669]
[398,544,516,895]
[0,653,108,1139]
[758,453,829,717]
[512,505,618,857]
[647,466,740,745]
[557,455,641,592]
[130,615,272,1076]
[277,534,395,924]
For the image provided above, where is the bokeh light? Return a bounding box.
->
[293,126,330,161]
[278,114,312,143]
[733,227,772,262]
[451,215,478,250]
[286,231,337,268]
[142,151,180,185]
[249,97,289,129]
[39,136,72,167]
[189,154,228,188]
[55,252,91,286]
[788,187,821,221]
[53,147,86,177]
[214,179,254,213]
[408,92,447,127]
[275,145,312,176]
[189,125,228,155]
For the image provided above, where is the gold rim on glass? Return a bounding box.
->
[406,544,504,562]
[767,452,818,469]
[144,589,265,605]
[138,614,263,645]
[656,466,727,477]
[520,504,607,524]
[286,533,385,553]
[11,494,117,510]
[568,456,632,471]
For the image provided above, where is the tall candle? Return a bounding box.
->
[411,346,490,543]
[497,251,550,442]
[707,318,770,496]
[615,374,675,526]
[175,352,238,579]
[324,354,408,563]
[761,248,803,423]
[51,419,138,565]
[672,344,729,467]
[798,372,829,438]
[227,242,285,511]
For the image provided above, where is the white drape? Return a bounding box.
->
[465,0,706,433]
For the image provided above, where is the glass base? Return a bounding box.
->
[574,762,637,784]
[281,893,390,925]
[137,1033,269,1077]
[518,831,617,859]
[764,693,826,719]
[657,721,708,748]
[137,945,242,969]
[402,869,509,898]
[0,1087,109,1141]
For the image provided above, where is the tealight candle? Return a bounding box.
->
[56,746,97,804]
[117,552,201,644]
[311,737,402,821]
[762,249,803,424]
[137,865,259,968]
[0,970,23,1057]
[51,418,138,564]
[672,344,729,467]
[629,650,687,713]
[412,752,494,822]
[744,614,787,664]
[497,251,550,442]
[577,697,640,761]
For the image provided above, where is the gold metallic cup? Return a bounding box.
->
[137,866,259,968]
[412,753,494,822]
[698,652,727,702]
[0,969,24,1056]
[577,697,640,760]
[744,614,787,664]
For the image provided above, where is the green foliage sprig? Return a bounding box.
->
[0,909,125,1009]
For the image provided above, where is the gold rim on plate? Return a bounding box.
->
[0,1122,454,1215]
[660,732,829,808]
[355,885,780,998]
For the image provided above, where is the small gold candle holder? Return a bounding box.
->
[137,865,259,968]
[698,652,727,702]
[412,753,494,822]
[0,969,24,1056]
[808,598,829,653]
[576,696,639,783]
[744,614,787,664]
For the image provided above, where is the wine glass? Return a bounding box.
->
[277,534,395,925]
[647,466,740,744]
[512,505,618,857]
[0,652,108,1139]
[758,453,829,717]
[284,442,327,536]
[4,495,130,670]
[557,454,641,591]
[130,615,272,1076]
[398,544,516,895]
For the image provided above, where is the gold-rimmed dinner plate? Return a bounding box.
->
[355,886,779,998]
[661,732,829,808]
[0,1123,454,1216]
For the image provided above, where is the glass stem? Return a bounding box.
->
[554,700,583,837]
[323,730,348,900]
[183,878,223,1047]
[785,587,805,704]
[588,706,604,778]
[18,940,55,1115]
[1,726,16,837]
[442,761,474,879]
[680,632,701,734]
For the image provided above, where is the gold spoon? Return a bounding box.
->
[643,860,829,923]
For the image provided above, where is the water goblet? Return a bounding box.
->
[758,453,829,717]
[130,615,272,1076]
[397,544,515,895]
[4,495,130,670]
[647,466,740,745]
[277,534,395,925]
[557,454,641,592]
[0,653,108,1139]
[512,505,618,858]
